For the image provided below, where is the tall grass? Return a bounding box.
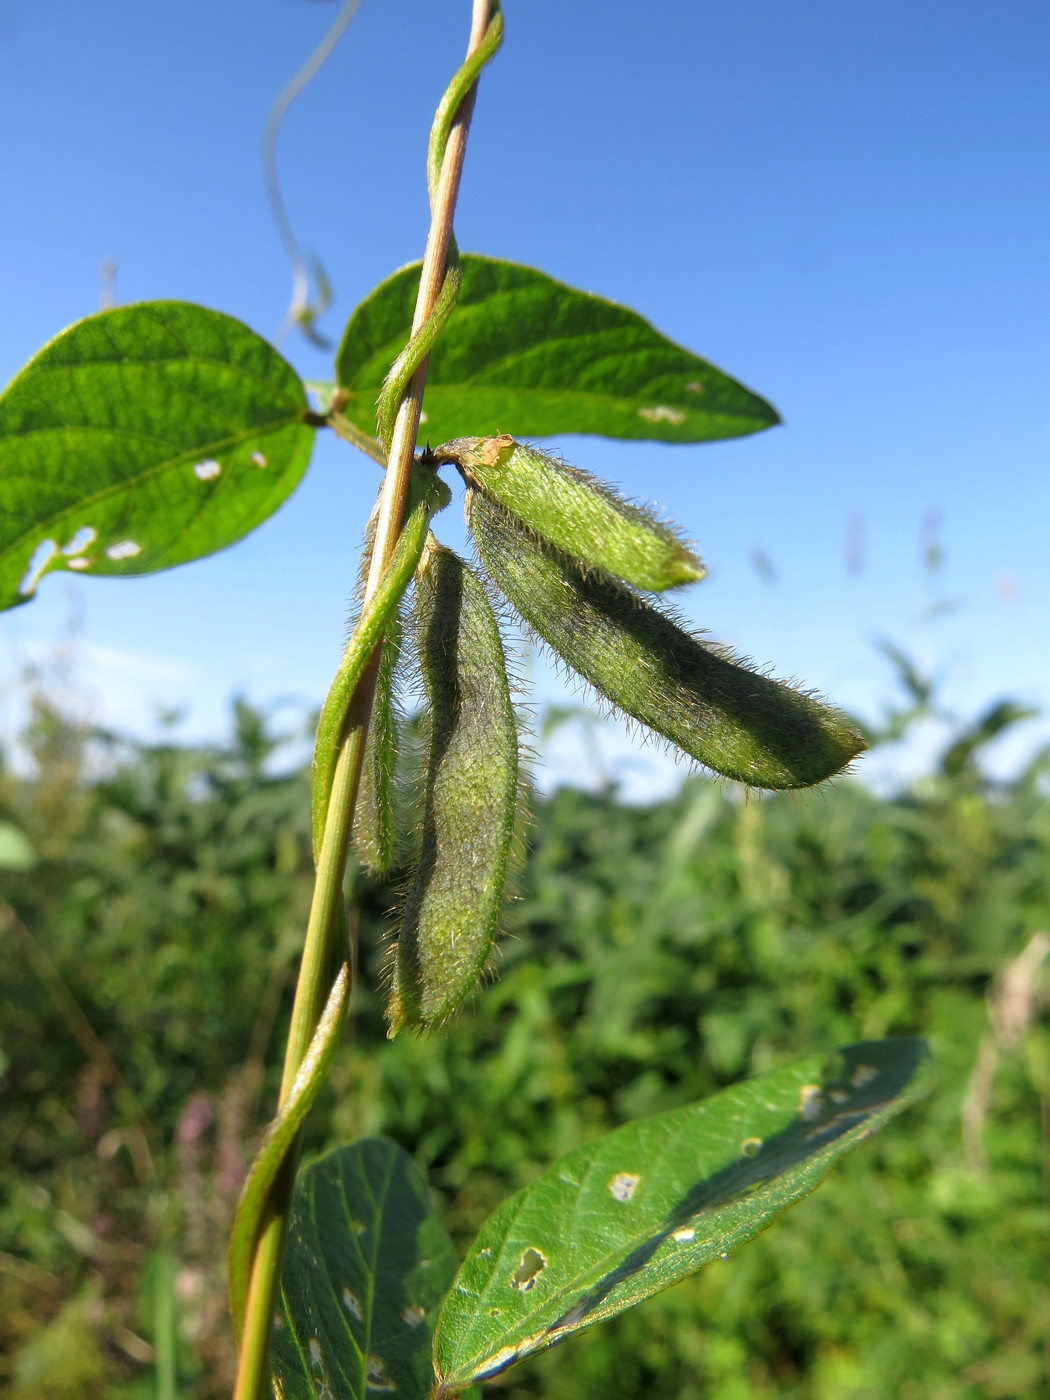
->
[1,679,1046,1398]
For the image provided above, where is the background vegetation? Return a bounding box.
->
[1,662,1047,1400]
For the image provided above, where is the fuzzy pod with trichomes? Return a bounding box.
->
[352,608,403,875]
[311,465,450,864]
[437,434,704,592]
[386,540,518,1035]
[469,491,866,790]
[342,493,406,877]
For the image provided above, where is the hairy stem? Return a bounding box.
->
[231,5,496,1397]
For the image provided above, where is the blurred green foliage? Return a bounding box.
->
[0,676,1047,1399]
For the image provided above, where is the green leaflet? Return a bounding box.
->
[0,302,314,612]
[434,1039,931,1395]
[438,435,704,592]
[387,545,518,1035]
[274,1138,459,1400]
[335,255,779,446]
[469,493,866,790]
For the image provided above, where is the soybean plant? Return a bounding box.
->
[0,4,929,1398]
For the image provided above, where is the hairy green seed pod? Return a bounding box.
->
[311,466,450,864]
[351,609,402,875]
[469,492,866,790]
[438,435,704,592]
[387,543,518,1035]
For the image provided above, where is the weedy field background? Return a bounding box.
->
[0,673,1047,1400]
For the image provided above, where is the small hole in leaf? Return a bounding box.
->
[608,1172,640,1201]
[510,1248,546,1292]
[740,1137,763,1157]
[401,1305,425,1328]
[19,539,58,597]
[342,1287,362,1319]
[67,557,92,571]
[308,1338,323,1368]
[365,1356,396,1391]
[106,540,142,561]
[637,405,685,426]
[193,459,221,481]
[685,381,704,394]
[250,451,268,468]
[672,1227,695,1243]
[830,1089,850,1105]
[63,526,97,556]
[798,1085,824,1122]
[851,1064,878,1088]
[479,1247,492,1259]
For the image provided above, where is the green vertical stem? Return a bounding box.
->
[281,695,372,1100]
[230,4,498,1397]
[153,1252,178,1400]
[232,712,370,1400]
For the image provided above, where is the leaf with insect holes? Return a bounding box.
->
[274,1138,459,1400]
[433,1039,930,1396]
[0,302,314,612]
[335,255,779,446]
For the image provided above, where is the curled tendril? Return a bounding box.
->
[375,4,504,450]
[426,4,504,208]
[228,963,350,1336]
[264,0,367,347]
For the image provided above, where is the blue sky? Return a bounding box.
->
[1,0,1047,795]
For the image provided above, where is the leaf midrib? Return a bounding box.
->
[343,384,761,423]
[442,1107,890,1379]
[331,1149,398,1399]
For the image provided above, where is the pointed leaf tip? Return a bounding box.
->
[435,1039,930,1392]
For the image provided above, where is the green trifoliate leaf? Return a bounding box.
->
[387,544,518,1035]
[274,1138,458,1400]
[434,1039,930,1396]
[336,255,779,446]
[469,493,866,790]
[438,435,704,592]
[0,303,315,612]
